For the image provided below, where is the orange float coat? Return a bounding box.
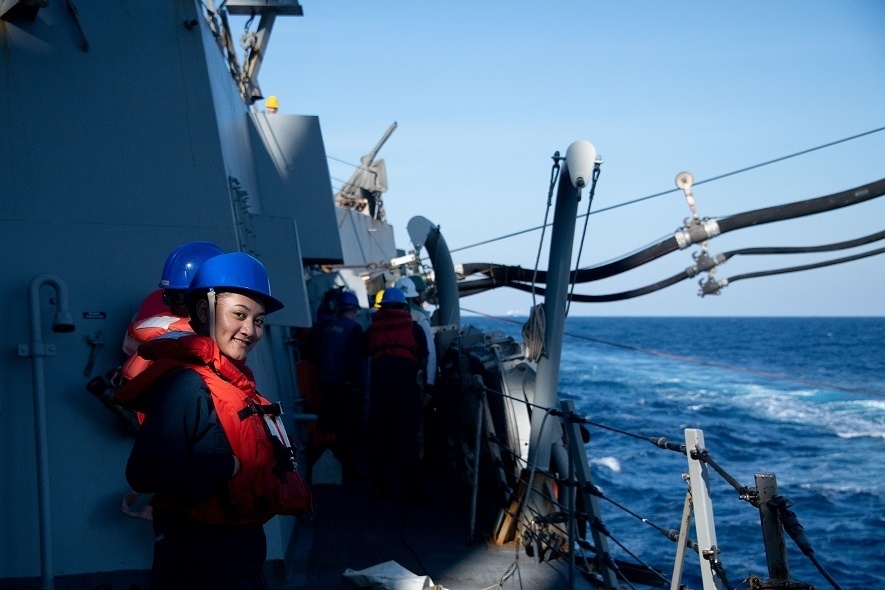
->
[119,289,194,381]
[116,333,312,525]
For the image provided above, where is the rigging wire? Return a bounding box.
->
[532,154,561,307]
[461,307,885,398]
[456,178,885,291]
[448,125,885,254]
[566,162,601,317]
[480,382,845,589]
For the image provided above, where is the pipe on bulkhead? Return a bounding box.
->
[25,274,76,590]
[406,215,460,329]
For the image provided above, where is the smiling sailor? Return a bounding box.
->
[116,251,311,590]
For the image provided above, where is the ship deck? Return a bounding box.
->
[281,461,596,590]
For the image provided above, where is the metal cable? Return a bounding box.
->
[448,126,885,254]
[475,345,848,590]
[693,448,750,497]
[592,523,662,589]
[566,164,601,317]
[532,156,561,306]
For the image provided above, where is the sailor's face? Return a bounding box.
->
[214,292,265,361]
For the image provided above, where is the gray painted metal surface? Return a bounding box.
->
[0,0,332,581]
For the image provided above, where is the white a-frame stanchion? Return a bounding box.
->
[685,428,723,590]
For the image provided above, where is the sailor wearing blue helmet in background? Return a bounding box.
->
[314,290,368,481]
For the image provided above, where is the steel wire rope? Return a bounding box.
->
[474,334,852,588]
[465,393,567,584]
[500,408,555,590]
[712,560,736,590]
[513,408,553,561]
[587,526,644,590]
[519,155,561,362]
[447,126,885,255]
[554,407,686,453]
[808,552,843,590]
[460,307,885,398]
[480,384,662,582]
[584,480,697,553]
[479,382,558,414]
[566,163,601,317]
[532,154,561,307]
[482,382,690,587]
[489,380,833,588]
[691,449,748,497]
[485,398,693,588]
[456,177,885,293]
[490,441,562,493]
[464,326,852,589]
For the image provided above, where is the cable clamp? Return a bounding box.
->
[698,276,728,297]
[675,218,722,250]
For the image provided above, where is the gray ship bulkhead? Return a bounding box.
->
[0,0,341,582]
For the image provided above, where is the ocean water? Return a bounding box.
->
[462,316,884,589]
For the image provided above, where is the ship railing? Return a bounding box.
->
[473,384,840,590]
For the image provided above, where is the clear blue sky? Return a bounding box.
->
[246,1,885,317]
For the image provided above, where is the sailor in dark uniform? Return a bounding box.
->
[365,287,428,502]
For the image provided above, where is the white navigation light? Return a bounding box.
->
[565,140,597,188]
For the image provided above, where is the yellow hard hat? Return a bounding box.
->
[266,95,279,109]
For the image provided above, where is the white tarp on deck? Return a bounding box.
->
[342,560,447,590]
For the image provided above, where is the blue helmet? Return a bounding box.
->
[409,275,428,292]
[186,252,284,313]
[379,287,407,306]
[338,290,360,309]
[158,241,224,290]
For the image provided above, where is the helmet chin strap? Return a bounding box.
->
[207,288,217,341]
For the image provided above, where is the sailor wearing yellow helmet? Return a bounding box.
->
[373,289,384,309]
[265,95,279,114]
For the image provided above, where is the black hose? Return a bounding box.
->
[458,178,885,289]
[459,243,885,301]
[726,246,885,284]
[505,275,687,302]
[717,178,885,233]
[724,229,885,255]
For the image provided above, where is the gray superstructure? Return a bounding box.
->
[0,0,370,583]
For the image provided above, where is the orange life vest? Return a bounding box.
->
[366,308,419,363]
[115,333,312,524]
[119,313,194,381]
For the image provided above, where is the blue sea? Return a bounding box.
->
[462,316,884,589]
